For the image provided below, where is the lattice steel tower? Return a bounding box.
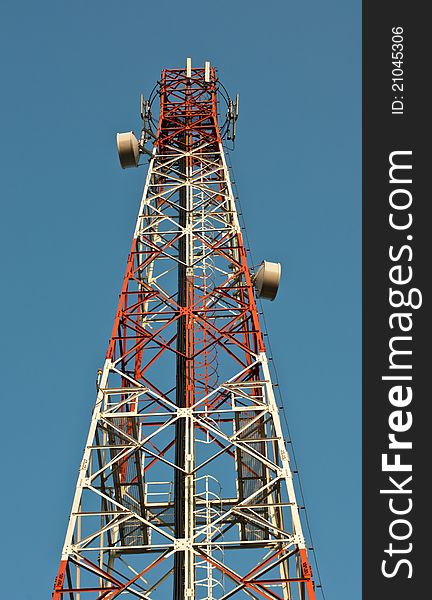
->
[53,60,317,600]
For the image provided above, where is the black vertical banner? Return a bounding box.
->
[363,3,429,598]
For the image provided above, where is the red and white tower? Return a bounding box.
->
[53,60,317,600]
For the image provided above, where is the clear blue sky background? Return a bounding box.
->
[0,1,360,598]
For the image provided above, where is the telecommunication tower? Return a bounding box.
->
[52,60,318,600]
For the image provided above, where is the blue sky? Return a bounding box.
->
[0,1,360,598]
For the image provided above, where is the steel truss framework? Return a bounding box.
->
[53,65,317,600]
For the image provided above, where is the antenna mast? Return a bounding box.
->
[52,59,317,600]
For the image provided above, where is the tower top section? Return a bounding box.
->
[162,58,212,82]
[117,58,239,168]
